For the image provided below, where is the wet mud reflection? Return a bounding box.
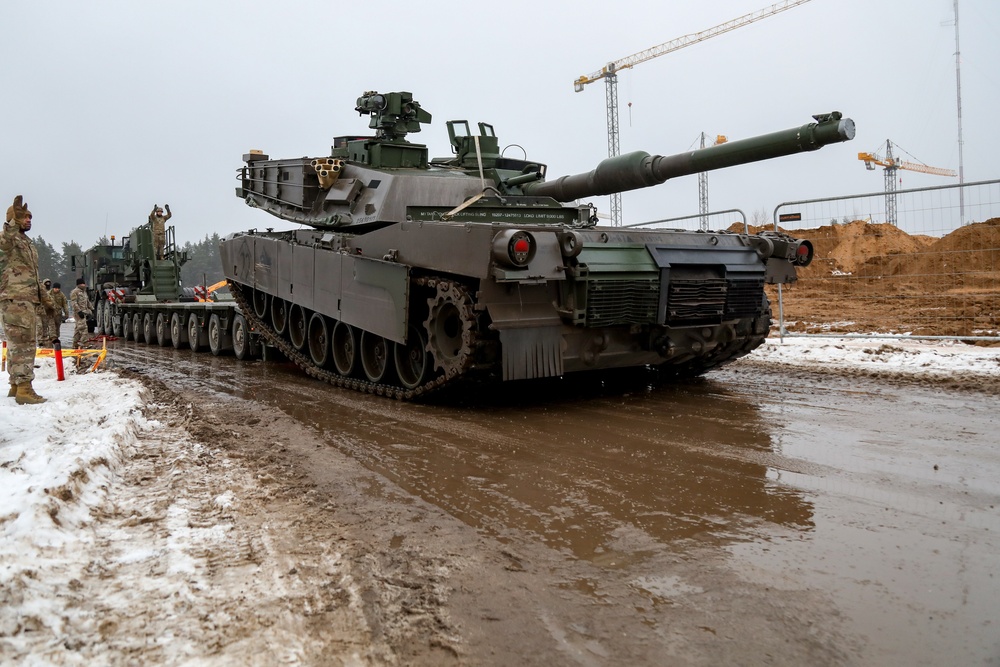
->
[109,344,813,562]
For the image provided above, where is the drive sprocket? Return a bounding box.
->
[423,279,475,379]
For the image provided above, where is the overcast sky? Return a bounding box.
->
[2,0,997,248]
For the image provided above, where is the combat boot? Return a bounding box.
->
[8,383,17,398]
[14,381,46,405]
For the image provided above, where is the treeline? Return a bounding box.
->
[31,234,226,289]
[31,237,84,288]
[178,234,225,287]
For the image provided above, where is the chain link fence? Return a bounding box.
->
[771,179,1000,341]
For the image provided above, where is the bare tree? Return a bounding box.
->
[750,206,770,229]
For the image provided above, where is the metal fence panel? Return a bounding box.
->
[772,180,1000,341]
[624,208,747,233]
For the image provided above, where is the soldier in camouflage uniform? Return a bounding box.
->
[70,277,93,349]
[149,203,171,260]
[1,195,55,404]
[47,281,69,346]
[36,278,53,346]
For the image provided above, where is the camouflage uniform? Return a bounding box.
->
[48,284,69,345]
[1,195,54,403]
[149,204,172,260]
[36,279,54,346]
[70,280,92,348]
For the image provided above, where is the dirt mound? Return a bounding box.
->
[794,220,934,277]
[759,218,1000,336]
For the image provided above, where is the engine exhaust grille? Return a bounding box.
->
[586,279,659,326]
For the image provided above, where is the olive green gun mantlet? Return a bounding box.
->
[223,91,854,398]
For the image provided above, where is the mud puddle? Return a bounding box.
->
[106,341,1000,664]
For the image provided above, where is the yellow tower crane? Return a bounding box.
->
[858,140,956,226]
[699,133,728,230]
[574,0,813,226]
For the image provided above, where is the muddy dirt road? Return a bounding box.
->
[106,342,1000,666]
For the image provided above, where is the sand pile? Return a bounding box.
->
[761,218,1000,336]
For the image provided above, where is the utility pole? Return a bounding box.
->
[953,0,966,224]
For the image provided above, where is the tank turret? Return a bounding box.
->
[237,98,853,231]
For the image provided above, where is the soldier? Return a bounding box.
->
[36,278,52,346]
[70,277,93,349]
[48,281,69,345]
[149,203,172,260]
[1,195,55,404]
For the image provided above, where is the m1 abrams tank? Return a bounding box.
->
[221,91,854,399]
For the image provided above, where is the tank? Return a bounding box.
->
[221,91,855,398]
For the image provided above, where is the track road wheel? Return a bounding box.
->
[360,330,394,383]
[188,313,204,353]
[252,288,269,320]
[395,325,432,390]
[156,313,171,346]
[307,312,331,367]
[289,304,308,350]
[171,312,187,349]
[209,313,232,356]
[132,313,144,343]
[271,298,288,336]
[232,313,258,360]
[331,321,357,377]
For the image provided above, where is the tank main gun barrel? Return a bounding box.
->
[522,112,855,202]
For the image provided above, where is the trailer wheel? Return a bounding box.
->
[360,330,395,383]
[171,313,187,349]
[111,304,123,337]
[122,312,133,341]
[155,313,171,347]
[94,301,105,336]
[103,301,113,335]
[142,313,155,344]
[132,313,144,343]
[332,321,357,377]
[188,313,204,353]
[232,313,258,360]
[209,313,232,357]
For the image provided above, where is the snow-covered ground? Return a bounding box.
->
[1,358,371,666]
[1,337,998,664]
[745,334,1000,387]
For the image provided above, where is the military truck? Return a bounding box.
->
[74,216,260,358]
[221,91,854,398]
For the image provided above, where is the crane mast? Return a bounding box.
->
[574,0,813,226]
[858,140,957,226]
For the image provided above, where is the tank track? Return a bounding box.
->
[230,278,473,400]
[231,281,772,398]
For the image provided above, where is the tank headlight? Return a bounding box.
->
[492,230,536,268]
[794,240,814,267]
